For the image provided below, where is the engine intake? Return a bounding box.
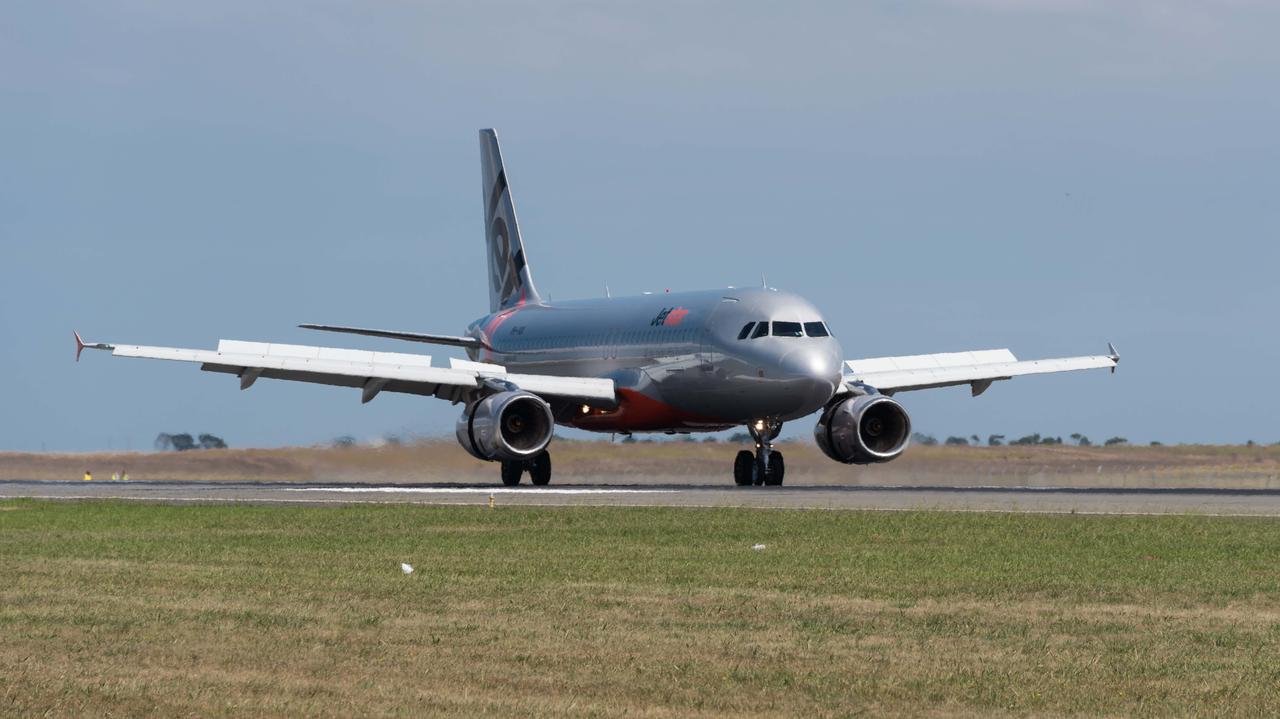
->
[814,394,911,464]
[456,390,555,462]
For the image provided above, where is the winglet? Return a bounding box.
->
[74,331,114,362]
[1107,342,1120,373]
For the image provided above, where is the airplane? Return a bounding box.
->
[76,129,1119,487]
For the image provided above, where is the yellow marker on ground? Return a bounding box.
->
[489,493,495,509]
[83,471,92,482]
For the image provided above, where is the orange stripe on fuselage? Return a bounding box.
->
[568,388,730,433]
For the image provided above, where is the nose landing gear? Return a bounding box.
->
[733,419,785,486]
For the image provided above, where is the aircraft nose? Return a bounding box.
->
[779,347,842,402]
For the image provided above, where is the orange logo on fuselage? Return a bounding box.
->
[650,307,689,326]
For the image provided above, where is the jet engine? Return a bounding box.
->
[456,390,555,462]
[814,394,912,464]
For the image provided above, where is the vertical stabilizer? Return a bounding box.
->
[480,129,542,311]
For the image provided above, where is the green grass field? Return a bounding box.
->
[3,501,1279,717]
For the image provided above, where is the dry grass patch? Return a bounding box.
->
[7,441,1280,488]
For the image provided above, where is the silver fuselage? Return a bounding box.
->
[465,287,843,432]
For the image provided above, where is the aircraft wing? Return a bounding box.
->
[844,344,1119,397]
[77,336,616,407]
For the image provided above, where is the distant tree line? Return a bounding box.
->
[154,433,227,451]
[328,433,426,449]
[323,429,1276,449]
[913,432,1132,447]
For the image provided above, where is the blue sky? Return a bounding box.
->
[2,1,1277,451]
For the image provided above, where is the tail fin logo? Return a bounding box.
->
[481,129,540,311]
[486,170,524,307]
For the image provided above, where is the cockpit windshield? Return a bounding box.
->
[738,320,832,339]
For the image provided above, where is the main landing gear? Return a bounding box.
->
[500,450,552,486]
[733,419,785,486]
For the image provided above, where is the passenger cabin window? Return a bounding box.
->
[804,321,830,337]
[772,321,804,337]
[737,322,755,340]
[750,322,770,339]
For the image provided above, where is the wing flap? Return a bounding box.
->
[846,347,1118,395]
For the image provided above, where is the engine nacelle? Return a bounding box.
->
[814,394,912,465]
[456,390,555,462]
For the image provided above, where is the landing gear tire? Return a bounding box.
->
[500,460,523,486]
[528,451,552,486]
[763,451,785,486]
[733,450,754,486]
[736,419,785,487]
[752,453,784,486]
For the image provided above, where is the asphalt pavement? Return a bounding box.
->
[5,479,1280,515]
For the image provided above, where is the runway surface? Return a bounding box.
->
[5,479,1280,515]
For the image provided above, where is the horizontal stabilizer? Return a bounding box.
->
[298,324,484,349]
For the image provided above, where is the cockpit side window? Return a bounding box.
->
[804,321,830,337]
[737,322,755,340]
[751,322,770,339]
[772,321,804,337]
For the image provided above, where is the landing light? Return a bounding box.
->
[753,420,765,432]
[581,404,590,414]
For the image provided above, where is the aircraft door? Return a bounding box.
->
[698,299,732,372]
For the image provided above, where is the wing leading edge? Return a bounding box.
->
[845,344,1119,397]
[80,337,615,407]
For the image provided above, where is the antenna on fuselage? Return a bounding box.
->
[761,273,768,289]
[605,283,611,298]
